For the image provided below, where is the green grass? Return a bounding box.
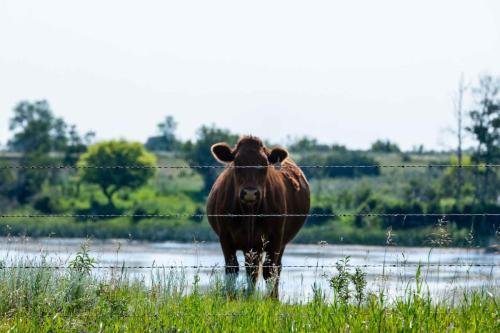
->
[0,217,476,246]
[0,258,498,332]
[296,222,472,247]
[0,217,218,242]
[0,214,482,246]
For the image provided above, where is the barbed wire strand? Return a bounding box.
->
[1,263,498,269]
[1,213,499,218]
[1,164,500,169]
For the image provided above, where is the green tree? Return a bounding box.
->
[370,139,401,153]
[467,75,500,163]
[187,125,238,193]
[298,146,380,179]
[438,156,476,205]
[8,100,67,153]
[7,100,93,202]
[145,116,179,151]
[466,75,500,203]
[63,125,95,165]
[288,137,330,152]
[0,160,16,210]
[78,141,157,207]
[9,100,93,157]
[8,101,64,202]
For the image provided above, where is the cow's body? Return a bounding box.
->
[206,136,310,297]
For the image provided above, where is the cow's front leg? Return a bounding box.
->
[220,236,239,295]
[221,240,239,274]
[263,242,284,299]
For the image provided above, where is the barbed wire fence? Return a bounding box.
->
[0,163,498,274]
[1,164,499,169]
[0,263,498,270]
[1,213,499,218]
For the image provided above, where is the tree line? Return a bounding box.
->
[0,74,498,245]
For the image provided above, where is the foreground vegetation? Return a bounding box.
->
[0,255,498,332]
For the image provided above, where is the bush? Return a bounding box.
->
[78,140,157,207]
[370,139,401,153]
[298,150,380,179]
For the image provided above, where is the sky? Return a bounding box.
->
[1,0,499,151]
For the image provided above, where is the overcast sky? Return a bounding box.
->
[1,0,499,150]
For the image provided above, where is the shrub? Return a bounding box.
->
[78,141,156,207]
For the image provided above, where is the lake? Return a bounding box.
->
[0,237,498,302]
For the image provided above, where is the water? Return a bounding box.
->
[0,237,498,302]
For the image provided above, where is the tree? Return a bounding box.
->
[288,137,330,152]
[186,125,238,193]
[145,116,178,151]
[298,149,380,180]
[8,101,66,202]
[7,100,93,202]
[370,139,401,153]
[466,75,500,203]
[78,141,157,207]
[410,144,425,154]
[63,125,95,165]
[8,100,67,154]
[0,160,16,209]
[8,100,95,158]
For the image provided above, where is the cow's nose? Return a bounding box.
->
[240,187,260,203]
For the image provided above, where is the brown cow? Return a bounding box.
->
[207,136,310,297]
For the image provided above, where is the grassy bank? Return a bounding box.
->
[0,217,485,247]
[0,258,498,332]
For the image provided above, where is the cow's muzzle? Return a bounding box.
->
[240,187,260,204]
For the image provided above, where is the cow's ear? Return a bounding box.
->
[211,143,234,163]
[268,147,288,164]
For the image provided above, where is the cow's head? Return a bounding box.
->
[211,136,288,206]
